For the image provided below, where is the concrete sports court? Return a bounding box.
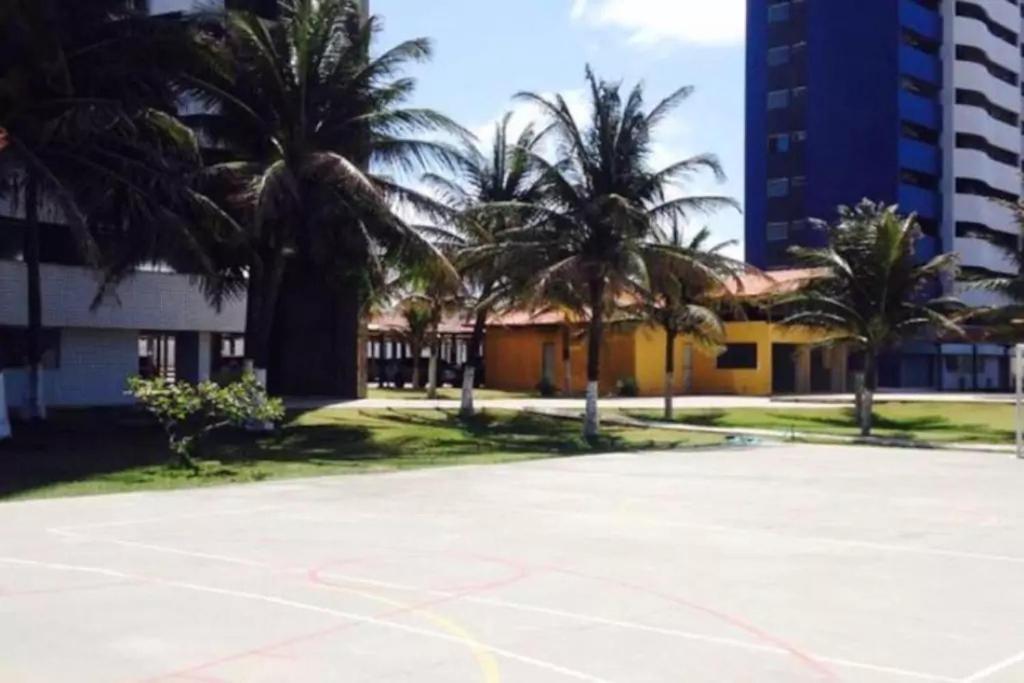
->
[3,443,1024,682]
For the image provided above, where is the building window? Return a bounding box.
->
[767,2,790,22]
[900,168,940,190]
[718,344,759,370]
[767,46,791,66]
[955,177,1018,203]
[767,90,790,109]
[767,178,790,197]
[767,222,789,241]
[792,130,807,143]
[792,176,807,188]
[768,134,790,153]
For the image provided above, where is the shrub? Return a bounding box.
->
[127,373,285,471]
[617,376,639,397]
[536,376,557,397]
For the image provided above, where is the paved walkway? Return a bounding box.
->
[290,392,1016,412]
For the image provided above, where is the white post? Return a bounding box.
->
[1016,345,1023,459]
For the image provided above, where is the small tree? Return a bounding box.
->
[506,68,737,437]
[401,301,432,389]
[422,112,546,416]
[634,227,744,420]
[127,373,285,471]
[783,200,964,436]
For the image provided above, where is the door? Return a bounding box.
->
[772,343,798,394]
[810,348,831,393]
[541,342,556,384]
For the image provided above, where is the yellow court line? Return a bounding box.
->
[311,577,502,683]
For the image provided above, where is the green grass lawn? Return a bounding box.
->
[628,402,1017,445]
[0,408,722,500]
[365,387,535,400]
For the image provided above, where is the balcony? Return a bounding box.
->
[955,236,1017,272]
[899,45,941,86]
[899,138,941,176]
[898,184,941,219]
[899,0,941,41]
[898,91,941,130]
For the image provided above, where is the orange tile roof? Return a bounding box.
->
[486,268,825,328]
[368,311,475,335]
[725,267,827,298]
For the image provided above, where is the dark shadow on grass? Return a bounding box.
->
[633,406,1014,444]
[0,407,699,499]
[0,408,170,499]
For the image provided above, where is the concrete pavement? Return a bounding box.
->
[4,443,1024,681]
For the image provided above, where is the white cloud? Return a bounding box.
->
[470,89,588,154]
[570,0,745,47]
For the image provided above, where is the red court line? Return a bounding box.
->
[547,564,837,681]
[136,555,532,683]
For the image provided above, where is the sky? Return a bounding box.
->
[373,0,747,256]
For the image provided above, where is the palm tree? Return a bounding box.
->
[0,0,210,419]
[421,112,546,416]
[782,200,964,436]
[187,0,463,387]
[504,68,738,437]
[961,200,1024,335]
[401,300,431,389]
[399,256,463,398]
[633,225,745,419]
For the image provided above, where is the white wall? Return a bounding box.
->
[148,0,221,14]
[4,329,139,409]
[0,261,245,333]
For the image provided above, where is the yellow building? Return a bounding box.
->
[485,269,849,397]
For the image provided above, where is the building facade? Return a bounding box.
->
[745,0,1019,390]
[0,262,245,409]
[0,0,248,412]
[746,0,1021,283]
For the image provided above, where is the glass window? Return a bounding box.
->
[768,46,791,66]
[767,178,790,197]
[768,134,790,153]
[718,344,759,370]
[792,130,807,142]
[767,222,789,241]
[767,90,790,109]
[768,2,790,23]
[792,176,807,188]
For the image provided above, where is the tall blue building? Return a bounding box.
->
[746,0,1022,389]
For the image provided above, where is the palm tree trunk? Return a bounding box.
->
[664,327,676,421]
[411,342,421,389]
[562,325,573,396]
[860,352,877,437]
[24,174,45,420]
[583,278,605,438]
[245,254,286,387]
[460,307,488,418]
[427,336,439,399]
